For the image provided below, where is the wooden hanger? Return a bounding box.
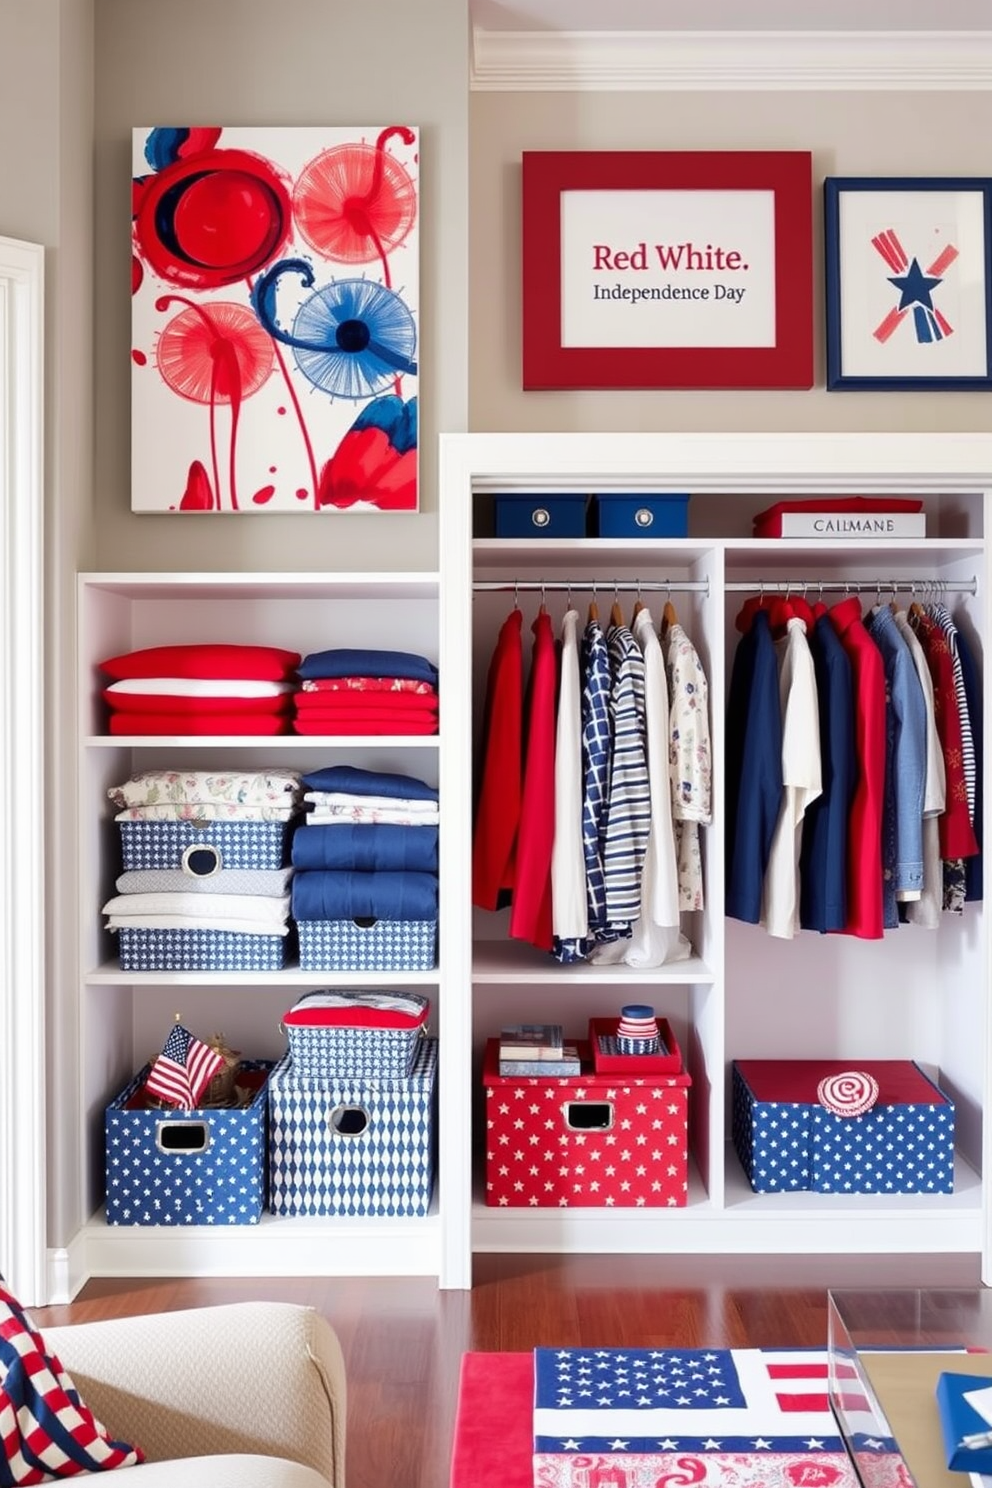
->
[610,584,625,628]
[661,586,678,632]
[587,582,599,623]
[632,581,645,619]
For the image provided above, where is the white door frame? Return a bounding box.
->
[0,237,46,1304]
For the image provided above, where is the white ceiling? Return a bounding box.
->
[471,0,992,30]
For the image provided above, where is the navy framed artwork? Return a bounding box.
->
[824,175,992,391]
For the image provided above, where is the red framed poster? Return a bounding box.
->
[521,150,813,391]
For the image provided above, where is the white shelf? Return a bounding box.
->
[472,938,714,985]
[86,734,440,749]
[85,961,441,987]
[78,1206,442,1282]
[79,571,441,600]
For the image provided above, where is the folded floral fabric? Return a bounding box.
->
[99,642,301,681]
[114,802,297,822]
[296,647,438,685]
[305,805,440,825]
[293,689,436,711]
[109,769,301,809]
[301,765,438,800]
[290,823,438,872]
[106,691,292,716]
[300,676,437,695]
[105,677,294,697]
[303,791,437,813]
[103,891,290,924]
[293,716,438,736]
[290,868,438,922]
[116,867,294,896]
[107,914,289,936]
[109,712,291,735]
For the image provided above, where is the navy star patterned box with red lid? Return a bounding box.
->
[482,1037,692,1209]
[732,1058,955,1195]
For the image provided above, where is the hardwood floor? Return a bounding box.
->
[32,1251,982,1488]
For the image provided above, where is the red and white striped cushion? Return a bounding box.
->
[0,1281,143,1482]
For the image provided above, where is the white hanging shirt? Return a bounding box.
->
[760,615,822,940]
[551,608,589,941]
[666,621,712,912]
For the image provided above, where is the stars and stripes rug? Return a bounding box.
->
[449,1348,914,1488]
[532,1346,894,1488]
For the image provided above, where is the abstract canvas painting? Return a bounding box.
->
[130,125,419,513]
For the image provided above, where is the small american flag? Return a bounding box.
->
[533,1347,874,1455]
[144,1022,224,1110]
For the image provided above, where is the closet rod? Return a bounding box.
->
[473,579,710,594]
[724,576,978,595]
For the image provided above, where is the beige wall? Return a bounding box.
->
[470,89,992,432]
[94,0,469,574]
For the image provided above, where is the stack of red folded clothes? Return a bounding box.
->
[292,647,439,736]
[99,643,302,735]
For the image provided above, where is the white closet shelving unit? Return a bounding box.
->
[439,430,992,1288]
[66,432,992,1295]
[73,571,453,1291]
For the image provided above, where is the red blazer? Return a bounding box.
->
[472,608,523,911]
[830,597,886,940]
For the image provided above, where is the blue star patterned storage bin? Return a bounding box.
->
[104,1060,272,1225]
[267,1038,437,1216]
[118,818,293,872]
[732,1059,955,1195]
[296,916,436,972]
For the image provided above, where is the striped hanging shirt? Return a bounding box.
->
[600,622,651,937]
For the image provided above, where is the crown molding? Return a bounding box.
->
[470,27,992,90]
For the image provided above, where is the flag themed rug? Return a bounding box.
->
[532,1346,902,1488]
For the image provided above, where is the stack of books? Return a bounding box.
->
[499,1023,581,1077]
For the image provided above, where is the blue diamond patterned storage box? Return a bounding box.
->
[267,1038,437,1216]
[282,989,431,1079]
[296,917,436,972]
[118,818,292,872]
[117,926,286,972]
[105,1059,272,1225]
[732,1059,955,1195]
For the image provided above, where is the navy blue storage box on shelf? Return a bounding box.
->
[494,494,588,538]
[592,494,690,538]
[267,1039,438,1217]
[104,1059,273,1225]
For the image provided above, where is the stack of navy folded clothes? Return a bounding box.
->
[291,648,439,735]
[291,765,439,970]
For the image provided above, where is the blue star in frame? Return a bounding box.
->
[888,257,943,312]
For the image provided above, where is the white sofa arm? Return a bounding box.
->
[43,1302,346,1488]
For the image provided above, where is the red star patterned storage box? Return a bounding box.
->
[482,1037,692,1209]
[732,1058,956,1195]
